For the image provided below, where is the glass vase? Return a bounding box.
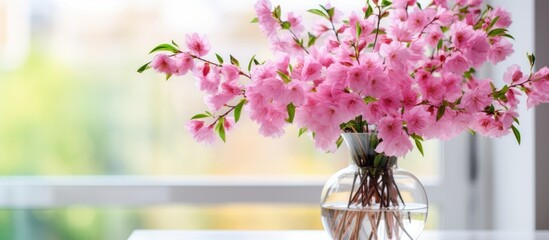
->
[321,133,428,240]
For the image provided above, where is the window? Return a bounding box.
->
[0,0,471,239]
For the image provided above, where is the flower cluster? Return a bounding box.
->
[139,0,549,157]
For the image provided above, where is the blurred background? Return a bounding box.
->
[0,0,547,239]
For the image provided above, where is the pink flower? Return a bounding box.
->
[346,64,369,93]
[287,12,305,35]
[425,29,444,47]
[460,80,493,112]
[363,102,385,124]
[463,32,490,67]
[380,41,412,73]
[503,65,527,85]
[186,33,211,57]
[387,22,413,42]
[444,53,470,74]
[151,54,176,74]
[173,53,194,76]
[406,8,428,33]
[392,0,417,9]
[299,57,323,81]
[254,0,278,38]
[282,81,307,106]
[186,120,216,144]
[377,116,404,141]
[193,63,220,94]
[489,7,512,28]
[375,134,413,157]
[489,38,514,64]
[451,22,474,50]
[404,106,430,135]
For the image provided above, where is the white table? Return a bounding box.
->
[128,230,549,240]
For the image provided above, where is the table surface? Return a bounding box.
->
[128,230,549,240]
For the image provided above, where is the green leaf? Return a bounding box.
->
[307,32,317,47]
[215,53,224,64]
[335,136,344,149]
[230,55,240,67]
[502,33,515,40]
[326,7,335,19]
[137,61,151,73]
[374,154,384,168]
[191,113,210,120]
[281,21,291,29]
[513,117,520,125]
[171,40,179,48]
[251,17,259,23]
[216,117,226,143]
[371,29,386,35]
[298,127,308,137]
[356,21,362,38]
[381,0,392,8]
[488,28,507,37]
[205,111,214,117]
[511,125,521,145]
[416,2,422,9]
[436,105,446,121]
[165,73,172,81]
[286,103,296,123]
[234,99,246,123]
[273,5,282,19]
[277,70,292,83]
[308,9,328,19]
[149,43,179,54]
[414,138,424,156]
[365,4,374,18]
[527,53,536,69]
[469,129,477,136]
[247,54,256,72]
[437,39,443,51]
[488,16,500,30]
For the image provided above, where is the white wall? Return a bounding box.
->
[488,0,535,231]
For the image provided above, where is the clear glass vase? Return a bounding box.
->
[321,133,428,240]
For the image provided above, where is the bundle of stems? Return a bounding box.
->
[330,133,413,240]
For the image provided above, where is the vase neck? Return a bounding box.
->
[342,133,398,169]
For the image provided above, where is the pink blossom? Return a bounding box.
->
[151,54,176,74]
[451,22,474,50]
[425,29,444,47]
[173,53,194,75]
[185,33,211,57]
[387,22,413,42]
[280,81,307,106]
[363,102,385,124]
[254,0,278,38]
[404,106,430,135]
[380,41,412,73]
[377,116,404,141]
[346,64,369,93]
[406,8,428,33]
[463,32,490,67]
[287,12,305,35]
[375,134,413,157]
[444,53,470,74]
[193,63,220,95]
[299,58,323,81]
[441,73,463,102]
[489,38,514,64]
[392,0,417,9]
[503,65,527,85]
[186,120,216,144]
[460,80,493,112]
[489,7,512,28]
[337,92,365,122]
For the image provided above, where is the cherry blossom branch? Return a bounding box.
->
[185,52,252,79]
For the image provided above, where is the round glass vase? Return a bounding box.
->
[321,133,428,240]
